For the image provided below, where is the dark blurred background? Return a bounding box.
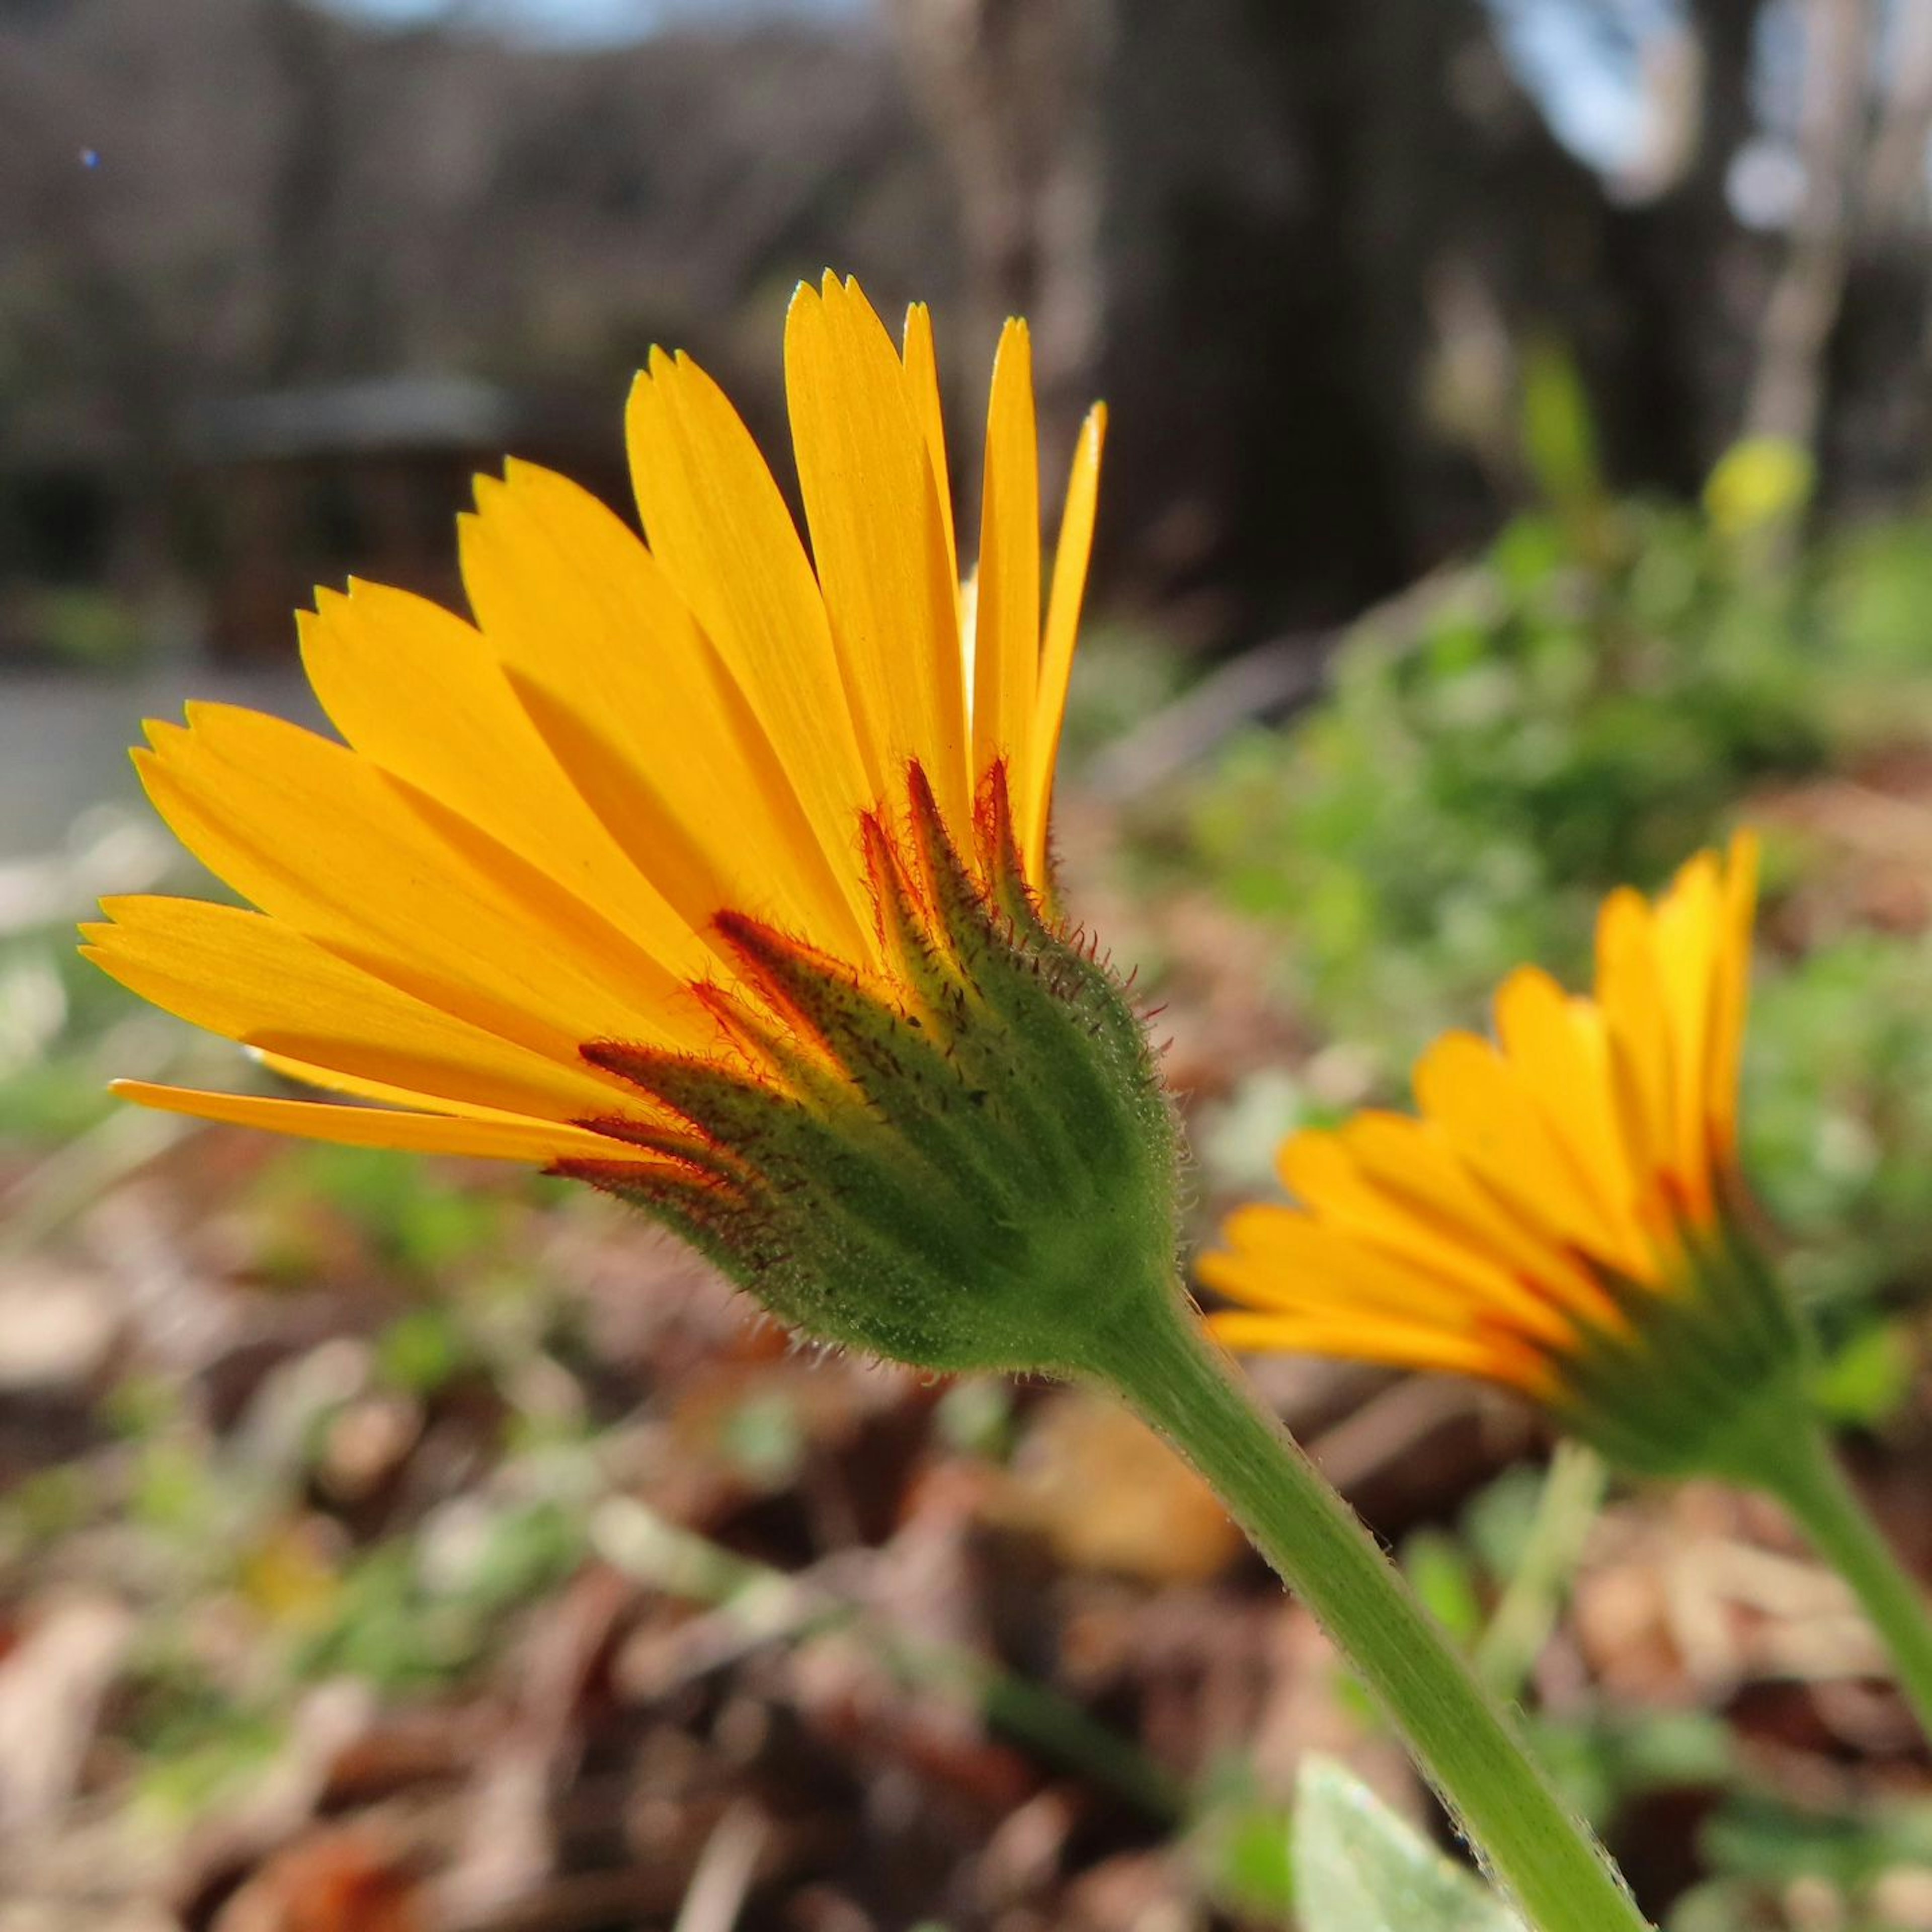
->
[6,0,1932,690]
[7,7,1932,1930]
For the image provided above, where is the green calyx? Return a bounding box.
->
[1547,1199,1932,1754]
[558,760,1183,1376]
[1546,1198,1812,1484]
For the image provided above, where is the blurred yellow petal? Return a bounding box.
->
[1652,848,1722,1214]
[1274,1131,1583,1346]
[1414,1028,1639,1270]
[1594,886,1675,1211]
[1213,837,1772,1459]
[1320,1115,1625,1326]
[1492,965,1650,1276]
[1203,1304,1557,1398]
[1209,1199,1573,1353]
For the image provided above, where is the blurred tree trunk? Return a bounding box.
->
[1741,0,1869,450]
[887,0,1411,636]
[1589,0,1768,483]
[1818,0,1932,506]
[886,0,1797,641]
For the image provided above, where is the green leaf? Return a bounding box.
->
[1402,1527,1485,1645]
[1809,1319,1916,1429]
[1293,1756,1527,1932]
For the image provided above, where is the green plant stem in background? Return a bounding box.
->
[1476,1443,1608,1701]
[1089,1303,1649,1932]
[1748,1418,1932,1744]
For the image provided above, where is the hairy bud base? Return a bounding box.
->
[557,760,1182,1374]
[1546,1190,1810,1480]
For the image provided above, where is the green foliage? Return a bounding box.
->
[1189,1758,1299,1918]
[1670,1791,1932,1930]
[1291,1756,1524,1932]
[0,922,149,1144]
[1519,339,1607,542]
[717,1386,809,1486]
[1176,489,1929,1063]
[1809,1320,1918,1429]
[22,587,147,669]
[374,1304,478,1397]
[248,1141,525,1278]
[1168,457,1932,1375]
[932,1376,1018,1460]
[123,1671,286,1823]
[289,1496,589,1693]
[1401,1526,1486,1647]
[1743,930,1932,1329]
[1530,1706,1737,1836]
[1703,1791,1932,1891]
[1201,1799,1299,1918]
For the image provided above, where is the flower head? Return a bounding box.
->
[1203,834,1808,1477]
[87,275,1181,1374]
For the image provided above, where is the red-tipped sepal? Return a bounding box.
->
[558,761,1181,1376]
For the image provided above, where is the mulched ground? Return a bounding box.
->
[2,777,1930,1932]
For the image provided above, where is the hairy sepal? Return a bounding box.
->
[1546,1192,1810,1480]
[559,761,1182,1376]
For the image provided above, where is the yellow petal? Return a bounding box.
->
[1199,1230,1560,1394]
[1204,1304,1557,1397]
[1652,849,1723,1216]
[1024,403,1106,881]
[1334,1113,1631,1324]
[1594,886,1675,1217]
[1271,1132,1586,1346]
[136,705,702,1062]
[625,346,874,928]
[1493,965,1650,1274]
[1413,1028,1641,1271]
[1208,1200,1519,1330]
[900,301,959,595]
[299,577,710,982]
[457,461,865,955]
[972,319,1040,788]
[84,896,630,1124]
[785,275,971,837]
[111,1079,627,1164]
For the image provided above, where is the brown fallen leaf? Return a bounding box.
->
[984,1390,1244,1585]
[211,1827,424,1932]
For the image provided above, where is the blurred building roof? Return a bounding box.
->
[190,376,523,461]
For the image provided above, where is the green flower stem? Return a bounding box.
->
[1086,1300,1648,1932]
[1749,1417,1932,1743]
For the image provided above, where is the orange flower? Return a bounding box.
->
[85,276,1184,1376]
[1203,835,1803,1472]
[86,276,1100,1163]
